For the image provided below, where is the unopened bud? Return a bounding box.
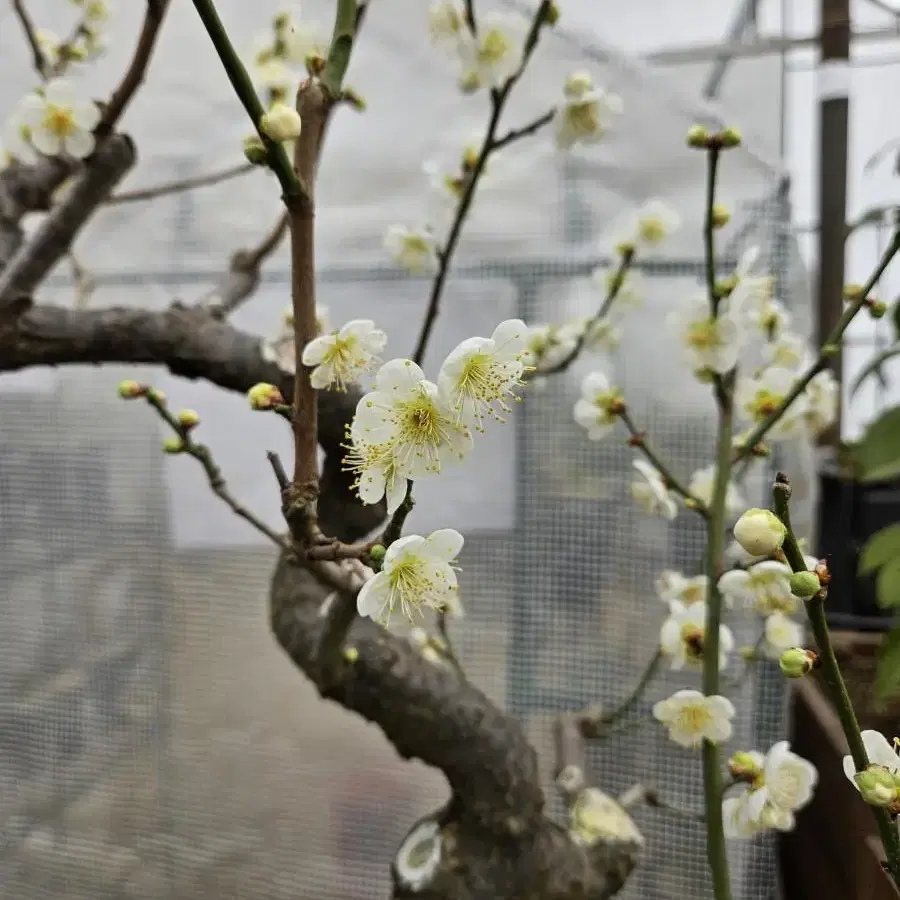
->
[564,71,594,99]
[260,102,302,142]
[789,570,821,599]
[248,382,284,410]
[369,544,386,562]
[341,87,367,112]
[814,561,831,587]
[117,379,146,400]
[711,203,731,228]
[856,767,899,807]
[843,283,864,301]
[177,409,200,430]
[728,751,763,783]
[869,299,888,319]
[458,69,481,94]
[686,124,710,148]
[243,134,268,166]
[343,646,360,663]
[542,0,560,25]
[779,647,817,678]
[718,126,742,148]
[733,508,787,557]
[162,437,184,455]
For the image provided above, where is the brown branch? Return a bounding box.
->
[96,0,172,137]
[11,0,49,78]
[106,162,253,205]
[0,134,136,307]
[491,109,555,151]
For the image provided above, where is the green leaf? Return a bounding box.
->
[850,344,897,398]
[851,406,900,483]
[877,557,900,609]
[874,625,900,705]
[860,524,900,575]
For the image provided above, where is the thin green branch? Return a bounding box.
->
[618,409,709,517]
[735,226,900,467]
[11,0,49,78]
[491,109,555,151]
[189,0,307,202]
[411,0,553,365]
[700,146,734,900]
[320,0,357,98]
[772,473,900,887]
[143,391,290,550]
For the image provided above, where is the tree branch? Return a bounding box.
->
[106,162,253,205]
[0,134,136,307]
[11,0,49,78]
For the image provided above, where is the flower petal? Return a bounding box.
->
[357,573,388,618]
[64,127,94,159]
[375,358,426,396]
[424,528,464,562]
[385,475,408,515]
[302,335,333,366]
[384,533,426,568]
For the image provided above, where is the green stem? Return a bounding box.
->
[700,145,733,900]
[735,228,900,467]
[320,0,357,98]
[772,476,900,887]
[189,0,306,201]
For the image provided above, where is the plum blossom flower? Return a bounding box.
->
[655,570,709,609]
[455,12,524,90]
[301,319,387,390]
[749,297,791,340]
[357,528,464,624]
[554,71,622,151]
[438,319,528,431]
[762,612,804,659]
[718,560,796,615]
[572,371,623,441]
[735,366,808,440]
[725,246,774,318]
[744,741,818,830]
[346,359,473,502]
[723,791,764,839]
[843,730,900,793]
[428,1,465,49]
[763,332,810,370]
[669,294,743,375]
[522,322,579,370]
[660,600,734,671]
[652,689,735,748]
[688,465,745,519]
[629,459,678,520]
[610,199,681,255]
[14,79,100,159]
[384,225,440,274]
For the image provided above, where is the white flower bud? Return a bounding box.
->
[733,508,787,558]
[260,103,303,142]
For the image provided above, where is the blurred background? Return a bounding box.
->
[0,0,897,898]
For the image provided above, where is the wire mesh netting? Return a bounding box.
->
[0,1,820,898]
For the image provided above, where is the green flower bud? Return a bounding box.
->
[247,382,284,410]
[711,203,731,228]
[117,379,145,399]
[728,751,763,782]
[177,409,200,429]
[162,437,184,455]
[789,570,821,599]
[369,544,386,562]
[779,647,816,678]
[243,134,268,166]
[855,767,899,807]
[686,124,710,149]
[718,126,742,148]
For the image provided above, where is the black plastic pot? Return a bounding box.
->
[817,462,900,631]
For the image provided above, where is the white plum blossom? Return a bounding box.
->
[688,465,745,519]
[745,741,818,829]
[660,600,734,671]
[652,690,735,749]
[749,297,791,339]
[455,12,524,91]
[428,1,465,49]
[655,570,709,609]
[346,359,473,502]
[723,791,764,839]
[762,612,804,659]
[803,369,839,437]
[437,319,528,431]
[629,459,678,520]
[718,560,796,615]
[14,79,100,159]
[735,366,808,440]
[725,246,774,318]
[2,112,37,164]
[384,225,440,274]
[610,199,681,254]
[669,294,743,375]
[522,322,579,370]
[554,71,622,151]
[572,371,623,441]
[301,319,387,390]
[763,332,810,371]
[357,529,464,624]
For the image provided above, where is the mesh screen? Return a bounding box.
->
[0,1,811,898]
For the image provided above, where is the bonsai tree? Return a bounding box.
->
[2,1,900,897]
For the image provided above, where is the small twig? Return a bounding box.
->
[535,249,634,376]
[266,449,290,494]
[11,0,49,78]
[734,226,900,470]
[619,783,705,822]
[619,409,709,517]
[773,473,900,888]
[411,0,554,365]
[189,0,307,202]
[96,0,172,137]
[577,649,662,738]
[463,0,477,32]
[143,390,290,550]
[106,162,253,205]
[554,715,587,806]
[491,109,555,151]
